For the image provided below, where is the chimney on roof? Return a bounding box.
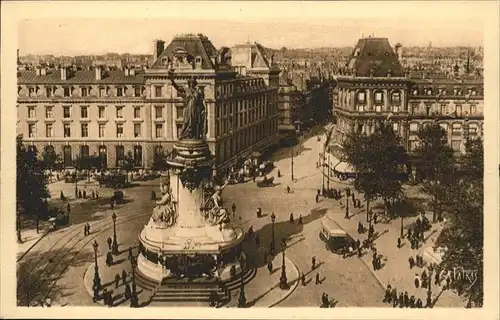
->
[124,66,130,76]
[395,43,403,61]
[153,39,165,62]
[36,66,42,76]
[129,67,135,76]
[60,67,67,81]
[95,66,102,80]
[40,66,47,76]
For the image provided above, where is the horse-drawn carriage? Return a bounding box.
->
[256,175,274,187]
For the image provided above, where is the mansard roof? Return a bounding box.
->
[346,37,404,77]
[150,34,218,70]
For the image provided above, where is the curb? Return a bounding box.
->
[268,256,300,308]
[358,256,386,290]
[17,230,50,262]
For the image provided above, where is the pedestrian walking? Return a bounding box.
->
[434,270,440,285]
[410,238,415,250]
[106,252,114,266]
[86,223,91,235]
[125,283,131,300]
[83,190,87,199]
[267,261,273,274]
[289,213,294,224]
[286,185,290,194]
[410,295,416,308]
[107,237,113,250]
[301,273,306,286]
[373,212,378,224]
[414,274,420,288]
[407,228,412,240]
[122,269,127,285]
[372,258,377,271]
[115,273,120,288]
[78,190,82,199]
[383,285,392,303]
[391,288,397,307]
[110,199,114,210]
[277,169,281,177]
[96,191,99,199]
[312,256,316,270]
[398,292,404,308]
[409,255,415,269]
[397,237,401,248]
[404,291,409,308]
[315,194,319,203]
[298,214,303,224]
[416,298,423,308]
[315,273,320,285]
[83,224,88,236]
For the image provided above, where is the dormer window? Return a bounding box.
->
[28,87,35,97]
[116,87,124,97]
[374,91,384,104]
[46,87,53,97]
[64,87,71,97]
[81,87,88,97]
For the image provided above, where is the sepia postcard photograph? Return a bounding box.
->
[1,1,499,319]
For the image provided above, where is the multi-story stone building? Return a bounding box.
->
[331,36,483,163]
[16,34,280,170]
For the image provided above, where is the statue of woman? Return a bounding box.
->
[211,180,229,209]
[168,72,206,140]
[151,177,176,226]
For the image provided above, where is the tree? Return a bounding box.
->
[121,151,138,183]
[414,122,456,222]
[343,121,407,226]
[152,152,168,171]
[17,136,49,240]
[41,147,63,182]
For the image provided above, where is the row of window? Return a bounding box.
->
[28,122,168,139]
[409,122,482,135]
[410,87,481,97]
[354,90,402,105]
[26,105,171,120]
[21,86,144,98]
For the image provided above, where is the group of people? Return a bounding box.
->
[407,215,430,250]
[383,285,429,308]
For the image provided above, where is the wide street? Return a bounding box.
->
[17,130,463,308]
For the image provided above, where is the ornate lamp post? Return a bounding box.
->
[237,255,247,308]
[129,255,138,308]
[279,238,289,290]
[92,240,101,302]
[270,212,276,255]
[112,211,119,255]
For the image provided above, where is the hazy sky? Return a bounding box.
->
[15,1,489,56]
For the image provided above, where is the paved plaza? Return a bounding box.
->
[16,131,465,308]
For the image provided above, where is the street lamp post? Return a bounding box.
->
[270,212,276,255]
[327,154,330,190]
[92,240,101,302]
[279,239,289,290]
[237,255,247,308]
[129,255,139,308]
[112,211,119,255]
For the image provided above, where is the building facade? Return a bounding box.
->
[331,37,483,160]
[17,34,280,170]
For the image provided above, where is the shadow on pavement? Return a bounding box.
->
[243,207,328,270]
[17,245,95,306]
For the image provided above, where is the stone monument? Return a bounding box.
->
[137,73,245,286]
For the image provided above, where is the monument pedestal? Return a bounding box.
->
[137,139,246,292]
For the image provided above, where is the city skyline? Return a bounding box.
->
[15,1,488,56]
